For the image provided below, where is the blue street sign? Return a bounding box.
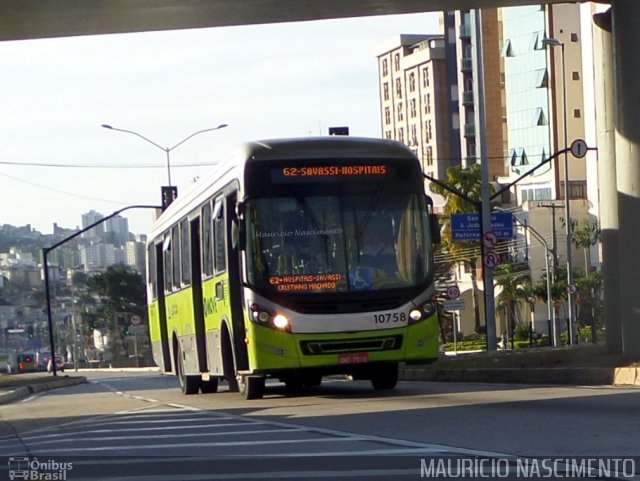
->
[451,212,514,241]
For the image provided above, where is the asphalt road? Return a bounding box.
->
[1,370,639,480]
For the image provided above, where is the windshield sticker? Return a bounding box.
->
[269,273,342,292]
[349,267,374,291]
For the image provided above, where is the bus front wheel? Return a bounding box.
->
[370,362,399,390]
[238,375,265,400]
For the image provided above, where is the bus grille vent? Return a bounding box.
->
[300,335,403,355]
[289,297,404,314]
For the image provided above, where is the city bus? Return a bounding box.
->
[147,137,440,399]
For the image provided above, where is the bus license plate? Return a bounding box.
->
[339,353,369,364]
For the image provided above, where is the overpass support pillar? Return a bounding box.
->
[612,0,640,355]
[593,9,621,354]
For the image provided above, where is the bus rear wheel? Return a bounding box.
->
[370,362,399,390]
[238,375,265,400]
[176,346,200,395]
[200,378,219,394]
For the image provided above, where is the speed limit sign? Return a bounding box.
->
[446,285,461,299]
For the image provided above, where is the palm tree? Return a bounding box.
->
[430,164,492,334]
[493,262,530,346]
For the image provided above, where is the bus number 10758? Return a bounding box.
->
[373,312,407,324]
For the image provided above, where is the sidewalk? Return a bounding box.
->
[400,344,640,386]
[0,373,88,405]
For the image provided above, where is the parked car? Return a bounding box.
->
[36,351,65,372]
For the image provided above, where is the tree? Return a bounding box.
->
[494,262,530,344]
[571,219,600,274]
[430,164,493,333]
[86,264,146,332]
[575,271,603,343]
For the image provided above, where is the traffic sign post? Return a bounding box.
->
[451,212,514,241]
[570,138,588,158]
[446,285,461,299]
[484,251,500,269]
[482,231,498,249]
[443,299,465,311]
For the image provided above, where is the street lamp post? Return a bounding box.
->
[542,37,574,345]
[101,123,228,187]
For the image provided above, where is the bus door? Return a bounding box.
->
[190,217,208,372]
[225,192,249,371]
[154,242,171,372]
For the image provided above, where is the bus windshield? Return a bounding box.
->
[245,193,432,293]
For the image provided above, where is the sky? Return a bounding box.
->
[0,13,440,236]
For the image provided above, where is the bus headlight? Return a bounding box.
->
[250,304,290,331]
[273,314,289,330]
[250,304,271,323]
[408,301,437,325]
[422,301,437,318]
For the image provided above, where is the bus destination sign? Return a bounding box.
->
[271,164,389,183]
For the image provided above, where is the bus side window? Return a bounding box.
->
[180,218,191,287]
[148,243,157,300]
[201,201,213,277]
[172,225,181,290]
[213,199,226,273]
[163,234,172,293]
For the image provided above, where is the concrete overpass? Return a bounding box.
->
[2,0,640,357]
[1,0,568,42]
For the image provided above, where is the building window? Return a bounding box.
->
[501,39,514,57]
[398,127,405,143]
[384,107,391,125]
[382,58,389,76]
[394,53,400,71]
[423,67,430,87]
[535,68,548,88]
[574,109,581,118]
[572,71,580,81]
[395,78,402,98]
[397,103,404,121]
[410,99,417,118]
[427,146,434,166]
[559,181,587,200]
[571,33,579,42]
[409,72,416,92]
[411,124,418,145]
[534,107,548,126]
[383,83,389,101]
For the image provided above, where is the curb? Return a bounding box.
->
[0,376,88,405]
[399,367,640,386]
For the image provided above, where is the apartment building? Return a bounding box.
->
[376,34,451,180]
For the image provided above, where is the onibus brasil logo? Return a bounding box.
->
[8,457,73,480]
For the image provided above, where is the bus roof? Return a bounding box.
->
[241,136,418,163]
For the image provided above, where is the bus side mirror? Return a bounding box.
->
[429,214,441,244]
[232,219,246,251]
